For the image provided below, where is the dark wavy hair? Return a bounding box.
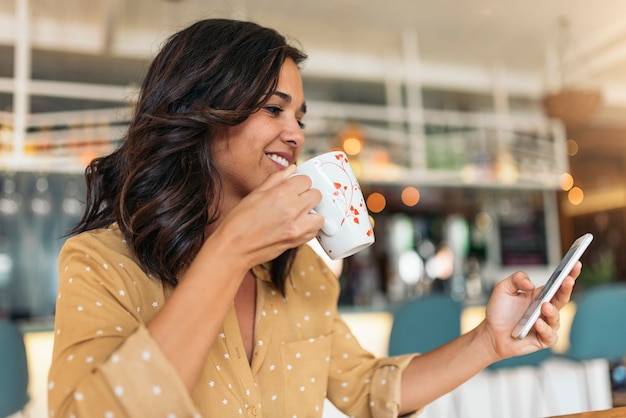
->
[70,19,307,294]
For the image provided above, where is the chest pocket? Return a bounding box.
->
[278,333,332,416]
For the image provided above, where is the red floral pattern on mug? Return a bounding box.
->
[319,152,372,236]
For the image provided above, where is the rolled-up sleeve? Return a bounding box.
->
[369,357,421,418]
[326,313,420,418]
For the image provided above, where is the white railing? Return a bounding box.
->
[0,101,567,189]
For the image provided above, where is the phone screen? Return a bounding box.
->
[511,233,593,339]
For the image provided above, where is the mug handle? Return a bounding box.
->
[314,209,338,236]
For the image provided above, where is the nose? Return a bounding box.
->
[283,119,305,148]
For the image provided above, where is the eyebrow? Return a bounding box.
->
[272,91,307,114]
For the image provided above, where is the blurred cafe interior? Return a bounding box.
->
[1,0,626,417]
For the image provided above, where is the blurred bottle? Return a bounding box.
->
[445,214,469,301]
[0,175,22,315]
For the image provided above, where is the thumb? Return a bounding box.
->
[256,164,297,192]
[506,271,535,295]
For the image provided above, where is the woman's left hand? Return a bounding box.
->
[398,261,581,413]
[481,262,581,361]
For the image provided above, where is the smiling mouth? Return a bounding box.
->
[266,153,289,168]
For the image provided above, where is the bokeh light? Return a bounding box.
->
[475,211,493,232]
[566,139,579,156]
[343,137,362,155]
[398,250,424,284]
[366,192,386,213]
[425,245,454,280]
[560,172,574,191]
[568,186,584,205]
[401,186,420,207]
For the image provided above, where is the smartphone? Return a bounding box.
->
[511,233,593,340]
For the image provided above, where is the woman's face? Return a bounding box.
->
[212,58,307,204]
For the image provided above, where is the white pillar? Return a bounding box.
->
[384,55,404,135]
[13,0,31,162]
[543,189,562,267]
[401,28,426,170]
[492,64,510,144]
[544,44,563,94]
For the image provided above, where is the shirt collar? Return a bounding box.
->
[251,262,273,283]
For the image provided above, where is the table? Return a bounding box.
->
[550,406,626,417]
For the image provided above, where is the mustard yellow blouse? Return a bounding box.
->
[48,225,418,417]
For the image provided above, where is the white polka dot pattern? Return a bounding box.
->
[47,225,417,417]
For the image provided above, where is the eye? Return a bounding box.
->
[266,105,305,129]
[265,105,282,116]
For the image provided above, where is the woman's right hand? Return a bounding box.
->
[148,165,324,392]
[210,164,325,268]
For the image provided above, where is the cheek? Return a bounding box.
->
[213,148,238,173]
[209,138,237,172]
[211,115,273,169]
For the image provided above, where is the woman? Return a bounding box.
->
[48,18,580,417]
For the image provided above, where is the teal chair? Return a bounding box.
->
[566,283,626,362]
[0,319,30,417]
[388,294,462,356]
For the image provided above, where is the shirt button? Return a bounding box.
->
[251,406,258,416]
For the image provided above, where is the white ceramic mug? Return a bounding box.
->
[296,151,375,259]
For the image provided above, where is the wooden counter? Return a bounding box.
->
[550,406,626,417]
